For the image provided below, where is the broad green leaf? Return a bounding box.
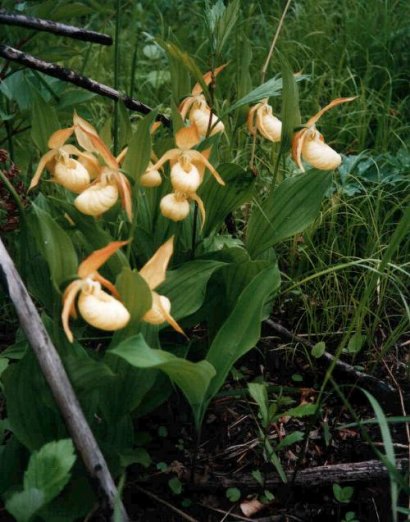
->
[63,352,117,394]
[205,0,240,55]
[246,170,332,257]
[202,264,280,422]
[226,76,283,114]
[276,431,304,450]
[123,111,158,182]
[109,334,216,416]
[24,439,76,503]
[158,260,226,321]
[157,40,209,97]
[5,488,44,522]
[226,487,241,502]
[312,341,326,358]
[31,204,78,289]
[2,352,67,450]
[284,403,318,417]
[31,91,60,153]
[116,268,152,323]
[199,163,256,236]
[279,56,301,154]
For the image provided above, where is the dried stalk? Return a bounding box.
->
[0,238,129,522]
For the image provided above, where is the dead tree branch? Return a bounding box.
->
[0,238,129,522]
[0,45,171,128]
[0,10,113,45]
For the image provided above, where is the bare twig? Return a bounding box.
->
[133,485,199,522]
[264,318,397,404]
[0,238,129,522]
[0,45,171,128]
[0,9,113,45]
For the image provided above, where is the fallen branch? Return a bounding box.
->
[0,9,113,45]
[264,319,397,405]
[0,45,171,128]
[196,458,408,490]
[0,238,129,522]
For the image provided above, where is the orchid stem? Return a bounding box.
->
[113,0,121,156]
[191,203,198,259]
[0,169,25,215]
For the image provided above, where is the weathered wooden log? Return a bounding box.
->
[0,238,129,522]
[0,9,113,45]
[194,458,408,490]
[0,45,171,128]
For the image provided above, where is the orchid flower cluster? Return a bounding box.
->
[62,237,183,343]
[248,96,356,171]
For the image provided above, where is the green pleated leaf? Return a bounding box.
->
[31,204,78,290]
[5,488,45,522]
[158,260,226,321]
[31,91,60,153]
[2,352,67,450]
[279,57,301,154]
[109,334,216,416]
[116,268,153,323]
[123,110,158,182]
[199,163,256,236]
[226,76,283,114]
[246,170,331,257]
[157,39,209,97]
[201,264,280,423]
[24,439,76,503]
[63,353,117,394]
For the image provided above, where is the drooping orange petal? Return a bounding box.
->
[48,127,74,149]
[192,63,228,96]
[84,132,119,170]
[175,124,201,150]
[194,148,211,179]
[139,236,174,290]
[150,149,180,172]
[291,128,308,172]
[93,272,121,299]
[116,147,128,166]
[157,294,186,337]
[190,192,206,229]
[306,96,357,127]
[78,240,129,279]
[62,280,83,343]
[179,96,195,119]
[73,112,99,136]
[29,149,57,190]
[246,104,259,136]
[190,150,225,185]
[114,172,133,221]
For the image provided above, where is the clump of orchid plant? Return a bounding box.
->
[247,99,282,142]
[179,65,226,138]
[292,97,357,171]
[147,123,224,224]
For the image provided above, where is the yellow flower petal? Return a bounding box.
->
[139,236,174,290]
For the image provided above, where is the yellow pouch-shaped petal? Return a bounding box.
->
[78,285,130,331]
[74,180,119,216]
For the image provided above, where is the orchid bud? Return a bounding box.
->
[190,106,224,137]
[301,130,342,170]
[74,178,119,216]
[140,164,162,187]
[77,281,130,331]
[143,292,171,325]
[160,192,190,221]
[53,157,90,193]
[170,159,201,193]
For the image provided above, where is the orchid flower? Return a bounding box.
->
[148,124,222,225]
[139,236,184,335]
[179,65,226,137]
[292,97,357,172]
[62,241,130,343]
[247,99,282,143]
[71,114,132,220]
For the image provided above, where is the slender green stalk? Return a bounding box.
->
[0,169,25,215]
[113,0,121,155]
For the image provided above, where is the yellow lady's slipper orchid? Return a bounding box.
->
[139,236,184,335]
[62,241,130,342]
[179,64,226,138]
[292,97,357,172]
[247,99,282,142]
